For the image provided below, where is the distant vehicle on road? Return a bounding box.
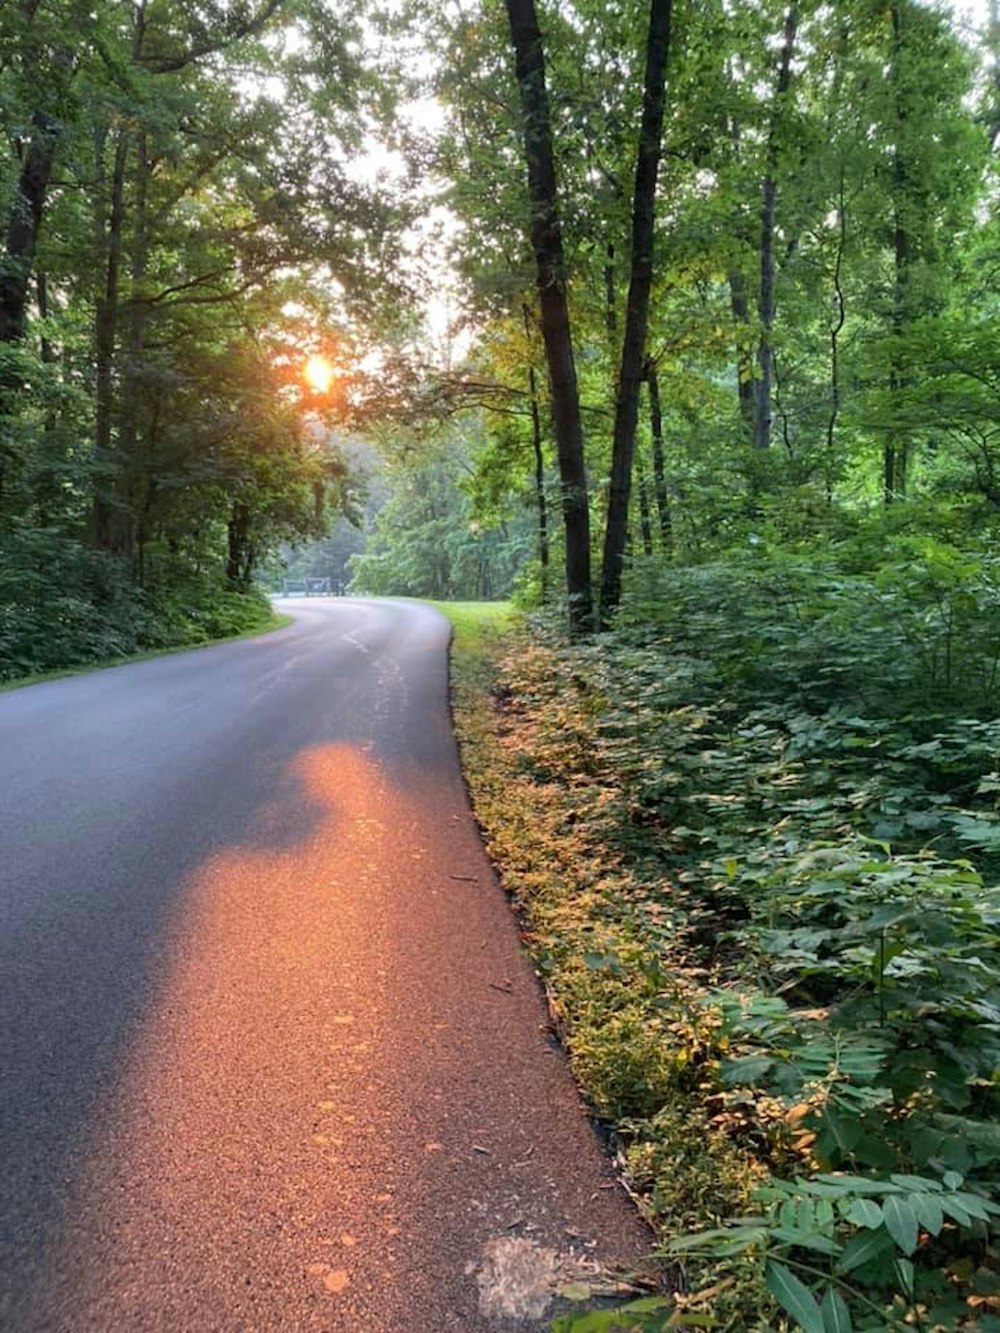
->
[279,577,344,596]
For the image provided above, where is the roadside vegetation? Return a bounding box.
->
[441,517,1000,1332]
[0,564,284,684]
[0,590,290,692]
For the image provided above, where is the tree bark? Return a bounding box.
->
[118,121,151,566]
[522,303,550,594]
[753,6,798,452]
[885,0,910,503]
[645,360,671,548]
[726,116,756,438]
[0,113,61,345]
[825,174,847,502]
[227,499,252,588]
[504,0,592,632]
[988,0,1000,149]
[599,0,673,625]
[0,0,72,344]
[636,453,654,556]
[728,267,756,435]
[91,129,129,551]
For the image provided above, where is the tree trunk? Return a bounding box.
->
[886,0,910,504]
[599,0,673,625]
[504,0,592,633]
[32,270,60,525]
[0,109,61,502]
[0,112,61,345]
[728,268,756,435]
[0,0,69,344]
[645,360,671,548]
[118,125,151,565]
[988,0,1000,149]
[227,499,252,588]
[825,174,847,503]
[726,116,756,439]
[636,453,654,556]
[522,303,549,594]
[91,128,129,551]
[753,6,798,453]
[604,243,617,338]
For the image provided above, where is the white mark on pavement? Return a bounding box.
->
[475,1237,559,1322]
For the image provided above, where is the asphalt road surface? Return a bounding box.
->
[0,599,650,1332]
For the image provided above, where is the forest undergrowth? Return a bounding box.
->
[0,531,280,683]
[450,525,1000,1332]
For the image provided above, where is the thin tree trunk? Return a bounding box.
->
[32,270,60,525]
[522,303,549,593]
[604,243,617,338]
[91,129,129,551]
[599,0,673,625]
[636,453,654,556]
[988,0,1000,148]
[825,175,847,503]
[728,268,756,434]
[727,116,756,438]
[753,6,798,452]
[645,360,671,547]
[886,0,910,504]
[504,0,592,633]
[227,499,252,588]
[119,121,150,565]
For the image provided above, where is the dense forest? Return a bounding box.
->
[5,0,1000,1327]
[0,0,415,675]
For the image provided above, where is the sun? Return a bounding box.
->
[304,353,336,393]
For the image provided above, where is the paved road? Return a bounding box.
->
[0,599,649,1332]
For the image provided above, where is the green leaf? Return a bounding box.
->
[617,1297,673,1314]
[766,1261,825,1333]
[558,1283,593,1302]
[820,1109,862,1156]
[836,1226,896,1274]
[951,1191,997,1221]
[913,1193,944,1237]
[882,1195,919,1255]
[552,1311,628,1333]
[770,1228,841,1256]
[893,1257,915,1298]
[820,1287,853,1333]
[843,1199,883,1229]
[815,1199,836,1231]
[667,1226,766,1255]
[889,1173,943,1192]
[721,1053,775,1085]
[852,1134,898,1171]
[940,1195,973,1226]
[814,1175,901,1196]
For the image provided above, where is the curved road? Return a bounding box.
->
[0,599,648,1331]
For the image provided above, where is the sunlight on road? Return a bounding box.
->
[47,743,437,1328]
